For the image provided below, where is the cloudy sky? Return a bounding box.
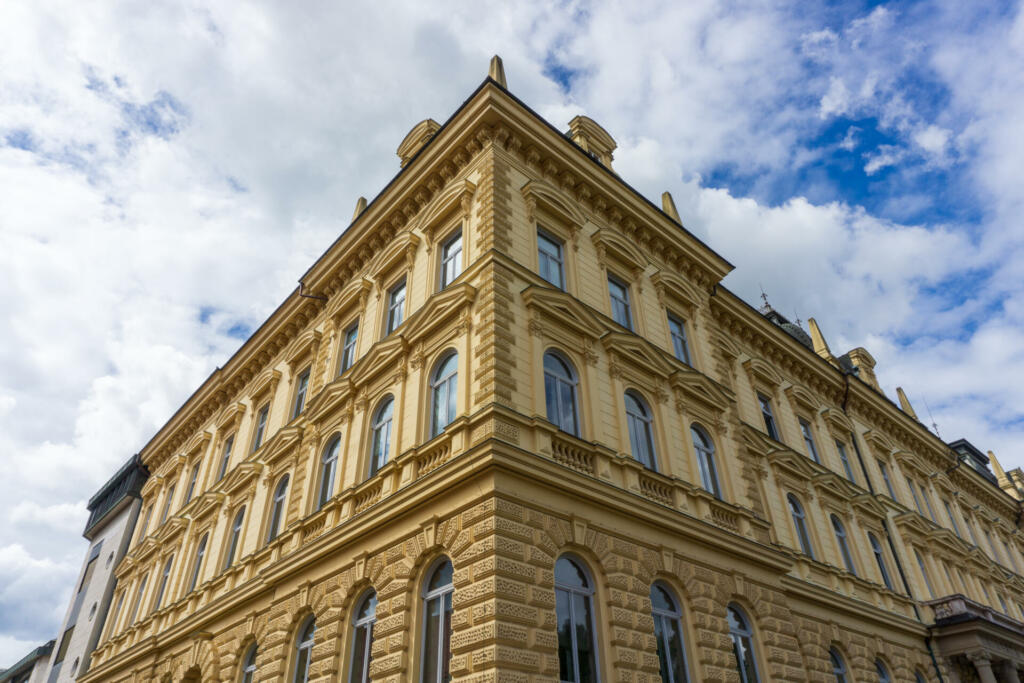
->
[2,0,1023,664]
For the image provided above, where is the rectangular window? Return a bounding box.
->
[292,368,310,419]
[78,557,97,594]
[128,573,148,626]
[184,463,200,504]
[607,275,632,329]
[217,435,234,480]
[440,230,462,288]
[537,230,564,289]
[799,419,820,463]
[943,501,962,538]
[667,314,691,365]
[906,477,924,516]
[985,531,1000,562]
[387,279,406,334]
[1003,541,1020,573]
[966,516,980,546]
[159,484,175,524]
[252,405,269,452]
[339,322,358,374]
[758,394,779,440]
[876,460,895,498]
[54,626,74,664]
[836,441,856,482]
[921,485,938,523]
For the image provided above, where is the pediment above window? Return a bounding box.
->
[591,228,647,275]
[893,449,929,478]
[415,179,476,248]
[189,491,226,526]
[768,448,820,484]
[522,178,586,233]
[285,329,322,368]
[397,282,476,343]
[259,423,306,469]
[216,402,247,431]
[602,332,675,379]
[306,379,353,425]
[328,277,373,323]
[812,471,862,503]
[851,493,888,521]
[184,431,212,458]
[820,407,854,435]
[347,335,408,388]
[650,270,704,311]
[154,516,188,546]
[670,368,734,414]
[785,384,820,414]
[740,423,787,456]
[522,285,606,342]
[893,511,934,539]
[742,357,784,387]
[861,430,895,458]
[250,369,282,405]
[369,230,421,282]
[222,461,263,499]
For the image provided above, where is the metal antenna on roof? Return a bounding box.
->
[793,310,802,327]
[922,396,941,438]
[758,285,773,314]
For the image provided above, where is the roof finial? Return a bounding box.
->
[758,286,773,314]
[489,55,507,88]
[352,196,367,222]
[661,192,681,223]
[807,317,836,364]
[896,387,919,420]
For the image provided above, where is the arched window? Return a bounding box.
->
[223,507,246,570]
[829,648,848,683]
[691,425,721,498]
[544,352,579,436]
[727,604,760,683]
[875,659,891,683]
[431,353,458,437]
[241,644,257,683]
[267,475,289,543]
[188,533,208,593]
[868,533,894,590]
[787,494,814,559]
[625,391,657,470]
[293,617,315,683]
[317,436,340,510]
[350,591,377,683]
[830,515,856,576]
[421,559,454,683]
[651,582,689,683]
[370,397,394,477]
[555,556,599,683]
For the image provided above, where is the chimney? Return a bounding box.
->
[846,348,881,391]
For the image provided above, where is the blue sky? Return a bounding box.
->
[1,0,1023,665]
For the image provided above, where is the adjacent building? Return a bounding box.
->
[75,58,1024,682]
[0,641,54,683]
[42,455,148,682]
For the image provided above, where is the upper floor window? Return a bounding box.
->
[651,582,689,683]
[422,559,454,683]
[440,230,462,288]
[160,484,176,524]
[920,485,938,523]
[829,648,848,683]
[691,425,721,499]
[153,555,173,613]
[292,368,310,419]
[218,435,234,481]
[876,460,895,499]
[905,477,924,516]
[727,604,761,683]
[667,314,691,365]
[252,404,270,452]
[138,505,152,545]
[370,397,394,477]
[831,515,856,576]
[757,395,778,441]
[537,230,564,289]
[293,618,315,683]
[1003,541,1021,573]
[184,463,200,505]
[340,322,359,374]
[965,515,981,547]
[543,351,579,437]
[625,391,657,470]
[943,500,962,538]
[868,532,894,590]
[787,494,814,559]
[267,475,289,543]
[608,275,633,330]
[387,280,406,334]
[350,591,377,683]
[241,644,257,683]
[317,437,340,510]
[127,572,148,626]
[797,419,819,463]
[835,441,855,482]
[223,507,245,570]
[875,659,891,683]
[431,352,458,437]
[915,550,935,598]
[984,530,1000,562]
[555,555,599,683]
[188,533,209,593]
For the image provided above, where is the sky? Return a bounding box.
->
[1,0,1023,664]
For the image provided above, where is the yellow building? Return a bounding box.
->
[80,58,1024,683]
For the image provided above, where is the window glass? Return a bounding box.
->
[625,391,656,470]
[223,507,245,570]
[555,556,599,683]
[350,592,377,683]
[128,573,148,625]
[835,441,855,482]
[691,426,721,499]
[185,463,200,504]
[188,534,209,592]
[153,555,173,613]
[537,230,564,289]
[318,437,340,509]
[160,484,175,524]
[787,494,814,558]
[267,475,290,542]
[370,398,394,476]
[758,395,778,440]
[869,533,894,590]
[241,645,258,683]
[431,353,458,437]
[667,315,691,365]
[294,618,315,683]
[799,419,820,463]
[608,275,632,329]
[830,648,848,683]
[440,231,462,288]
[915,550,935,598]
[252,405,270,452]
[218,435,234,480]
[340,322,359,374]
[943,501,962,538]
[831,515,857,575]
[875,659,891,683]
[651,583,689,683]
[727,604,760,683]
[293,368,310,419]
[543,352,579,436]
[422,560,454,683]
[876,460,895,498]
[905,477,924,516]
[387,280,406,334]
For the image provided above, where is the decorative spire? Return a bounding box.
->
[489,55,507,88]
[895,387,919,420]
[352,196,367,222]
[758,286,773,314]
[661,192,681,223]
[807,318,836,363]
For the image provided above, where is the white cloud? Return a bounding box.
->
[820,76,851,118]
[864,144,907,174]
[913,123,951,155]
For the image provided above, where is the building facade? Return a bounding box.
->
[1,641,54,683]
[44,455,148,682]
[77,59,1024,683]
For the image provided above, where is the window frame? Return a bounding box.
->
[798,418,820,463]
[624,390,657,471]
[430,351,458,438]
[829,647,848,683]
[160,483,176,524]
[876,459,895,499]
[868,532,894,590]
[217,434,235,481]
[184,462,200,505]
[537,228,566,290]
[339,321,359,375]
[787,493,815,559]
[607,273,633,330]
[830,514,857,576]
[317,436,341,510]
[241,644,258,683]
[251,403,270,453]
[691,425,721,499]
[187,533,208,593]
[666,313,691,365]
[757,394,779,441]
[293,617,316,683]
[153,555,174,613]
[370,397,395,477]
[650,581,690,683]
[543,350,581,437]
[439,229,463,289]
[835,441,856,483]
[554,554,601,683]
[292,367,311,420]
[223,506,246,570]
[349,591,378,683]
[727,603,761,683]
[420,558,454,683]
[267,474,290,543]
[386,278,407,335]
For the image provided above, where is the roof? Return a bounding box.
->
[0,640,54,683]
[83,453,149,538]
